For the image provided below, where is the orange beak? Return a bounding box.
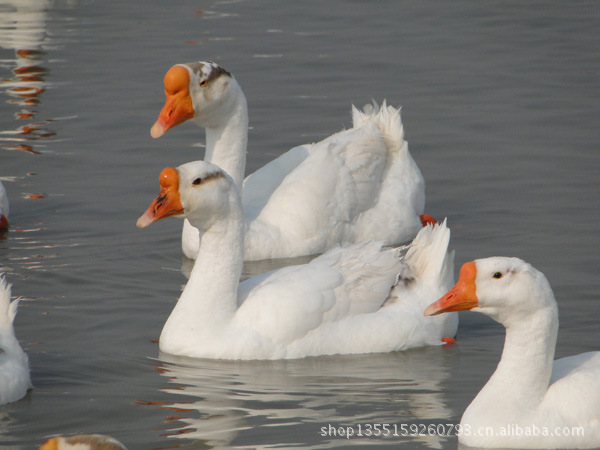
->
[0,214,8,230]
[150,66,195,138]
[137,167,184,228]
[424,261,479,316]
[39,438,58,450]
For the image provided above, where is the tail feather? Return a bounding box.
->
[403,219,454,288]
[0,274,18,326]
[351,100,405,155]
[351,101,377,127]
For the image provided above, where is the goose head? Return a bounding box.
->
[40,434,127,450]
[137,161,239,232]
[151,61,241,138]
[425,257,556,326]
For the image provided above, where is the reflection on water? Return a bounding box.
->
[137,348,457,449]
[0,0,56,154]
[0,1,596,448]
[0,173,62,276]
[0,0,76,277]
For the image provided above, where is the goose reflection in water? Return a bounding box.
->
[0,0,58,155]
[137,348,457,449]
[0,0,76,273]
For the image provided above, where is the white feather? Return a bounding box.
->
[146,161,457,360]
[433,257,600,448]
[0,274,32,405]
[154,62,426,261]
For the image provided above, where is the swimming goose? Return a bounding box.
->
[151,61,429,260]
[0,180,8,229]
[40,434,127,450]
[425,257,600,449]
[0,274,32,404]
[137,160,457,359]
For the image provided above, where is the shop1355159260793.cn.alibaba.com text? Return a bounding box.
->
[319,423,586,440]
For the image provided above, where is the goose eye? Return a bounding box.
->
[199,79,208,87]
[192,178,202,185]
[492,272,503,279]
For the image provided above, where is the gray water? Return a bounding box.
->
[0,1,599,448]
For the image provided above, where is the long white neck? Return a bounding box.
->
[160,198,244,351]
[465,305,558,421]
[196,86,248,189]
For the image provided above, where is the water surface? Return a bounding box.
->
[0,1,598,448]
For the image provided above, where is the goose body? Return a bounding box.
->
[0,180,8,229]
[425,257,600,449]
[151,61,427,261]
[0,274,32,404]
[137,161,457,360]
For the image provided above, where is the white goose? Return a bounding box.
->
[137,160,458,360]
[150,61,430,261]
[40,434,127,450]
[425,257,600,449]
[0,180,9,229]
[0,274,32,404]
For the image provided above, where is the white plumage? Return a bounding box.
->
[137,160,457,360]
[151,61,428,261]
[0,274,32,405]
[425,257,600,449]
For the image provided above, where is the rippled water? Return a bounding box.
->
[0,1,598,448]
